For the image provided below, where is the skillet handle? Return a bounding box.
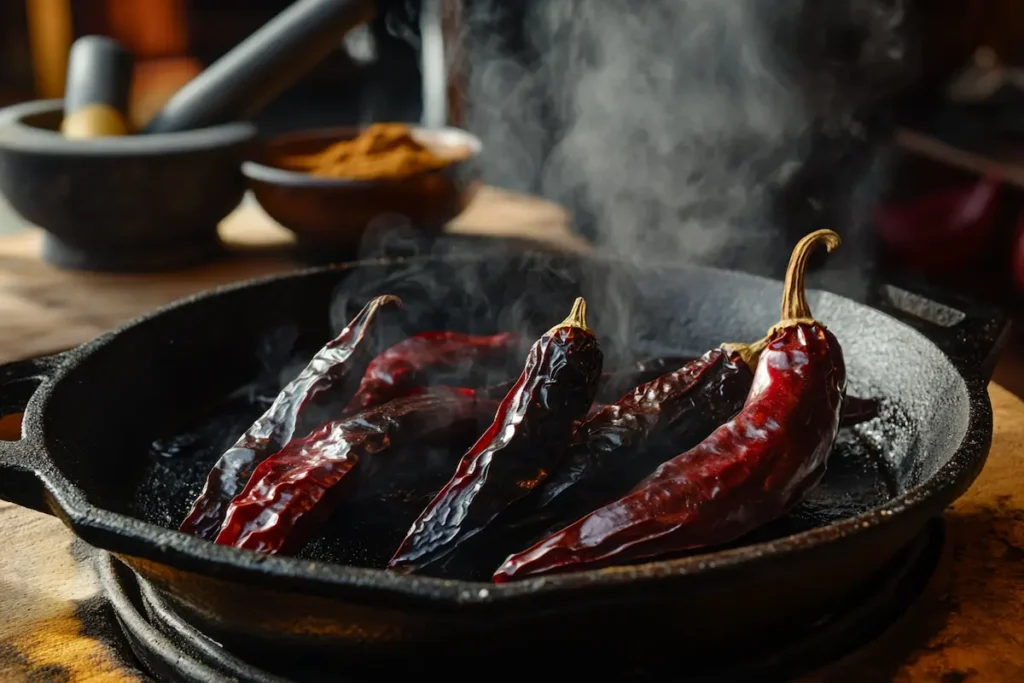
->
[0,353,66,515]
[869,278,1011,381]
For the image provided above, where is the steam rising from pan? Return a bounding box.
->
[329,240,657,372]
[384,0,916,299]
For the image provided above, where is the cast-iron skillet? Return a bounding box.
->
[0,249,1008,678]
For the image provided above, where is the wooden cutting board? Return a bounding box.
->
[1,190,1023,681]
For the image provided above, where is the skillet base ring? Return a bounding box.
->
[97,519,944,683]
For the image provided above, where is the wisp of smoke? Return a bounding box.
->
[449,0,916,298]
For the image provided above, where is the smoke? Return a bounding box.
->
[441,0,916,297]
[333,0,918,356]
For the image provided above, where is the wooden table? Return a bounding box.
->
[1,191,1023,681]
[0,187,587,366]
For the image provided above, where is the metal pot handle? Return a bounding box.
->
[869,278,1011,381]
[0,352,69,515]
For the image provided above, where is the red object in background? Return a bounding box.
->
[1011,211,1024,293]
[876,176,1002,275]
[105,0,188,58]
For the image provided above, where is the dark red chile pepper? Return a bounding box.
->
[179,295,400,540]
[214,387,492,555]
[479,377,519,401]
[512,346,756,535]
[594,355,693,403]
[482,355,693,404]
[343,331,519,414]
[494,230,847,582]
[387,297,604,574]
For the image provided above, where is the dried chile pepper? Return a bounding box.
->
[214,387,492,555]
[387,297,604,574]
[343,331,519,414]
[179,295,400,540]
[483,355,694,404]
[479,377,519,401]
[494,230,847,582]
[510,346,756,536]
[595,355,693,403]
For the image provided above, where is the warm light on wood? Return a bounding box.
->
[25,0,74,98]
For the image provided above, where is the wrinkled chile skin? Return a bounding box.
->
[214,389,490,555]
[388,326,604,574]
[494,323,846,582]
[179,299,392,541]
[344,331,519,415]
[594,355,693,404]
[517,349,754,533]
[481,355,691,404]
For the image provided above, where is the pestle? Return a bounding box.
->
[60,36,133,138]
[142,0,375,135]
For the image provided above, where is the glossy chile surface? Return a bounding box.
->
[342,331,519,414]
[388,297,604,574]
[495,230,847,582]
[179,294,400,540]
[214,388,491,555]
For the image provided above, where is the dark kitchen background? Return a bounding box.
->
[0,0,423,129]
[1,0,1024,386]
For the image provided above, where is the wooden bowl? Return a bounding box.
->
[243,125,482,257]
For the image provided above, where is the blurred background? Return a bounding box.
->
[0,0,423,134]
[0,0,424,238]
[2,0,1024,318]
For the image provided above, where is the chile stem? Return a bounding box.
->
[779,229,841,321]
[328,294,402,346]
[725,229,841,371]
[550,297,591,334]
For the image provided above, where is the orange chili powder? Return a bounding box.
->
[279,123,463,180]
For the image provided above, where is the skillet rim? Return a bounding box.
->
[11,254,994,607]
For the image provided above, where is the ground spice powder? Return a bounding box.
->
[280,123,462,180]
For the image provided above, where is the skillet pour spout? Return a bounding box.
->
[0,251,1007,675]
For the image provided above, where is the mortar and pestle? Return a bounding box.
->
[0,0,375,272]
